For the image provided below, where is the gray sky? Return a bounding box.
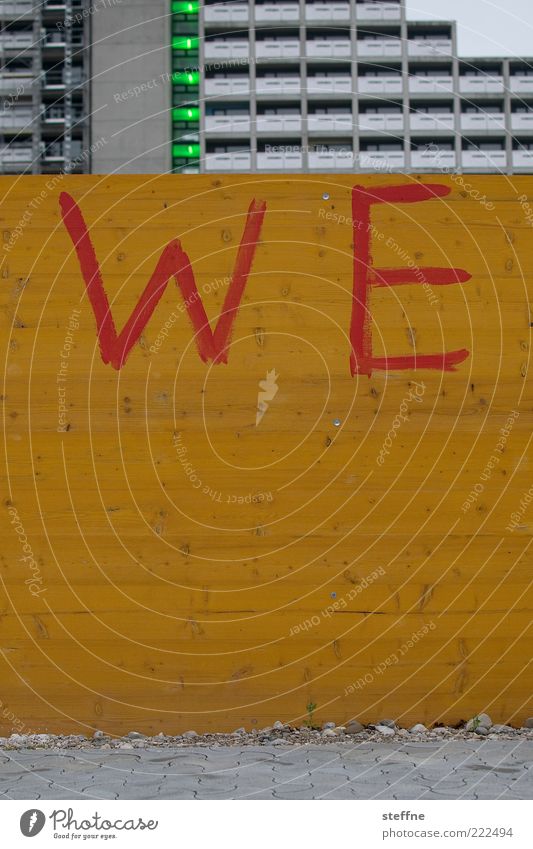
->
[406,0,533,57]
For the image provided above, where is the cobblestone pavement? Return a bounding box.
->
[0,741,531,800]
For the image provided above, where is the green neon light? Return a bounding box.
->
[172,70,199,85]
[172,36,198,51]
[172,1,198,13]
[173,143,200,158]
[173,106,200,121]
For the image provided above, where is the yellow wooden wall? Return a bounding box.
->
[0,174,531,735]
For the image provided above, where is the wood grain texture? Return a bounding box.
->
[0,174,532,735]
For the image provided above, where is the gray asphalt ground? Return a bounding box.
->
[1,741,532,800]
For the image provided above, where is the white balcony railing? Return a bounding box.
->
[359,75,402,94]
[204,3,249,24]
[205,77,250,96]
[409,75,454,94]
[459,75,504,94]
[256,76,301,95]
[0,147,33,164]
[513,151,533,169]
[256,114,302,133]
[255,3,299,23]
[410,113,455,132]
[356,2,401,21]
[1,1,34,15]
[0,33,34,49]
[0,74,33,93]
[256,39,300,60]
[511,113,533,131]
[306,3,350,22]
[359,150,406,169]
[205,115,251,134]
[462,150,507,169]
[0,110,32,130]
[408,38,453,57]
[411,150,456,169]
[461,113,506,132]
[510,76,533,94]
[307,39,351,58]
[359,113,404,132]
[205,151,252,172]
[307,75,352,95]
[257,151,303,170]
[204,40,250,61]
[308,114,353,132]
[309,149,353,169]
[358,38,401,57]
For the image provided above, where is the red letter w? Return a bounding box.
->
[60,192,266,370]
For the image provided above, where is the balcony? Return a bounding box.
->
[257,150,303,169]
[0,74,33,94]
[358,113,404,132]
[42,71,66,89]
[408,38,453,57]
[205,151,252,171]
[1,1,34,16]
[256,39,300,60]
[307,38,351,58]
[308,149,353,169]
[462,149,507,169]
[510,76,533,94]
[410,112,454,131]
[205,114,251,134]
[204,3,249,24]
[0,32,33,50]
[308,113,353,132]
[257,114,302,133]
[255,3,299,23]
[0,109,32,130]
[513,150,533,169]
[411,149,456,169]
[356,2,401,21]
[459,75,504,94]
[204,40,250,61]
[359,150,406,169]
[359,75,402,94]
[408,74,454,94]
[256,76,301,95]
[511,113,533,131]
[205,77,250,96]
[308,75,352,95]
[306,3,350,22]
[461,112,505,132]
[0,146,32,164]
[358,38,401,58]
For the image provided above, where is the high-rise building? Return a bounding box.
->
[0,0,90,174]
[2,1,533,175]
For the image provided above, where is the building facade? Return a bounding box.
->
[1,0,533,175]
[0,0,90,174]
